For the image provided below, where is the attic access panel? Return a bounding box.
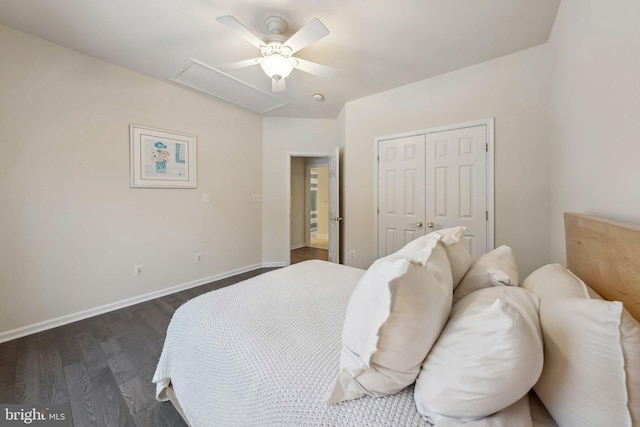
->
[171,59,288,114]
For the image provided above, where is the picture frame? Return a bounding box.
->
[130,124,197,188]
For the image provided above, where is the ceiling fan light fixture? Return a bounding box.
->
[260,54,295,81]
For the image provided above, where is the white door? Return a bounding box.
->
[377,134,426,257]
[425,125,487,258]
[328,147,340,263]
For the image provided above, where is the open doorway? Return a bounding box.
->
[290,157,329,264]
[308,165,329,249]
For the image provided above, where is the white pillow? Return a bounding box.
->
[414,286,543,423]
[528,391,557,427]
[434,395,533,427]
[523,264,640,427]
[453,245,519,305]
[327,234,453,403]
[434,226,472,288]
[584,284,640,426]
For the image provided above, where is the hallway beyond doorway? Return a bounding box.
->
[291,247,328,264]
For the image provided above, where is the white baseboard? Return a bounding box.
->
[290,243,305,250]
[0,262,276,344]
[261,261,287,268]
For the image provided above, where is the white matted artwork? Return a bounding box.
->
[130,124,197,188]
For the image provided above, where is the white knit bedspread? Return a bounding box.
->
[153,260,432,427]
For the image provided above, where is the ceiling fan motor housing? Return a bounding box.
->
[265,16,288,35]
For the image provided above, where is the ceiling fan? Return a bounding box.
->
[216,15,336,93]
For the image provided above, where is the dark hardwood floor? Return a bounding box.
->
[291,246,328,264]
[0,268,275,427]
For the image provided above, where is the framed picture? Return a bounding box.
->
[130,124,197,188]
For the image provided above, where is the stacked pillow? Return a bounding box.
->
[433,226,472,288]
[414,286,543,423]
[523,264,640,427]
[453,245,519,305]
[326,232,453,402]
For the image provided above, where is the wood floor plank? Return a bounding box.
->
[65,362,99,427]
[98,335,123,360]
[56,324,83,366]
[77,333,109,379]
[107,316,131,341]
[291,247,328,264]
[0,339,17,387]
[87,316,113,340]
[128,319,163,357]
[117,307,136,322]
[158,400,189,427]
[37,330,69,405]
[13,335,39,404]
[133,402,183,427]
[0,340,16,402]
[137,302,169,339]
[90,368,137,427]
[151,298,175,317]
[119,376,156,415]
[107,352,138,386]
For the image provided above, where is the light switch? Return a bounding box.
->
[202,193,210,202]
[252,194,262,202]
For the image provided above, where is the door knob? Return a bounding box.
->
[416,221,423,227]
[427,221,435,228]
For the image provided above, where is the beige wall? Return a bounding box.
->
[262,118,337,264]
[290,157,306,248]
[546,0,640,263]
[0,25,263,337]
[341,45,553,276]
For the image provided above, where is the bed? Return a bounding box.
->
[153,213,640,426]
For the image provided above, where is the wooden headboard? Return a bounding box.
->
[565,212,640,321]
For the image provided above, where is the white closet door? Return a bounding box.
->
[377,134,426,257]
[425,125,488,259]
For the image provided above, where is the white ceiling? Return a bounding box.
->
[0,0,560,119]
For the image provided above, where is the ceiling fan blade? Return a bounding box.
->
[216,15,266,49]
[215,57,263,72]
[293,58,336,78]
[272,79,287,93]
[283,18,329,54]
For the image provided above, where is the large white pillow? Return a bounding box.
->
[523,264,640,427]
[327,234,453,403]
[434,226,472,288]
[414,286,543,423]
[453,245,519,305]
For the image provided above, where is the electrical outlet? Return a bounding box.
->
[134,264,144,277]
[349,250,356,259]
[195,253,202,263]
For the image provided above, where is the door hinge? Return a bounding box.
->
[486,211,489,221]
[377,207,379,214]
[485,143,488,152]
